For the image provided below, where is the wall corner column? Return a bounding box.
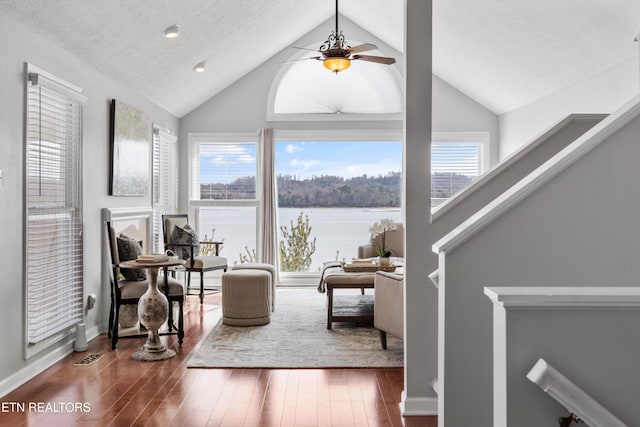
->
[402,0,438,417]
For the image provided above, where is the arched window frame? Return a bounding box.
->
[266,43,404,122]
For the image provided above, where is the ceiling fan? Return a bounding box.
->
[291,0,396,74]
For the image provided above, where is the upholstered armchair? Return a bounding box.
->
[357,222,404,259]
[162,214,228,304]
[374,270,404,349]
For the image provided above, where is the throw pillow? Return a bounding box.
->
[116,234,147,281]
[171,223,200,260]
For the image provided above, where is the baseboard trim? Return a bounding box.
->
[0,325,101,398]
[401,391,438,416]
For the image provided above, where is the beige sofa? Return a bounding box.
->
[374,271,404,349]
[357,222,404,259]
[356,222,404,348]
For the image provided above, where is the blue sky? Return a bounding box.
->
[199,140,480,183]
[275,141,402,179]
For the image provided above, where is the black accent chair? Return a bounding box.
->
[106,221,185,349]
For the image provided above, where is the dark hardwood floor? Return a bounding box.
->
[1,291,436,426]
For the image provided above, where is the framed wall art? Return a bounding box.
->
[109,99,151,196]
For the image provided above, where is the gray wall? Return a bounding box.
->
[0,13,178,392]
[433,75,499,163]
[498,57,638,160]
[432,114,604,237]
[436,113,640,426]
[501,308,640,427]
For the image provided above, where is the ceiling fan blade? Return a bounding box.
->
[352,54,396,65]
[348,43,377,54]
[282,56,322,64]
[292,46,323,53]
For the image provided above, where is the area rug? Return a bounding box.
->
[188,288,403,368]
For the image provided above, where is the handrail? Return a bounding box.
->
[433,95,640,254]
[432,114,606,222]
[527,358,627,427]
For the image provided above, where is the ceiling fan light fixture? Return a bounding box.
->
[323,57,351,73]
[162,24,180,38]
[193,61,206,72]
[289,0,394,73]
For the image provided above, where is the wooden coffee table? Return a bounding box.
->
[326,281,375,329]
[321,262,404,329]
[321,264,376,329]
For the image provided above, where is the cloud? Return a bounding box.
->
[285,144,303,153]
[290,159,320,169]
[204,144,256,165]
[210,153,255,165]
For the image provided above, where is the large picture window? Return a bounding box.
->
[25,65,86,355]
[275,131,403,274]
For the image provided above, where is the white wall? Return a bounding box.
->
[434,110,640,426]
[0,13,178,394]
[499,58,638,159]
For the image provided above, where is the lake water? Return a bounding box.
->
[199,207,401,271]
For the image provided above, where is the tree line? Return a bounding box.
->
[200,171,473,206]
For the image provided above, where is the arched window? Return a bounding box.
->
[268,44,403,120]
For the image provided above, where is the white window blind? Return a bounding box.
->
[431,142,484,207]
[152,126,178,253]
[25,65,86,346]
[188,134,259,267]
[190,140,257,201]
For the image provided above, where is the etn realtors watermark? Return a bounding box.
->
[1,401,91,413]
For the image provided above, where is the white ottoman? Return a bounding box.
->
[222,269,272,326]
[231,263,276,311]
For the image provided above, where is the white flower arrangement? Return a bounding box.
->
[369,218,398,258]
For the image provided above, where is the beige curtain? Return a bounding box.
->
[259,128,279,282]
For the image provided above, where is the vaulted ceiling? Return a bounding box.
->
[2,0,638,117]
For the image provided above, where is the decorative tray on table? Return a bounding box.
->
[342,259,397,273]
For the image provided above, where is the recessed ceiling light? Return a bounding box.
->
[162,24,180,38]
[193,61,206,72]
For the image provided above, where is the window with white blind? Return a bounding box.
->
[431,132,490,208]
[152,126,178,253]
[190,137,257,201]
[189,134,259,266]
[25,64,86,354]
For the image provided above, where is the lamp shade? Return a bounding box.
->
[323,57,351,73]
